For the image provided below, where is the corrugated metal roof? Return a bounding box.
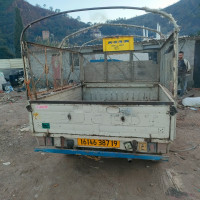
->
[0,59,23,69]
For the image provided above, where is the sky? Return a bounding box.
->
[26,0,180,23]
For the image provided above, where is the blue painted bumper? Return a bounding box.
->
[35,148,168,161]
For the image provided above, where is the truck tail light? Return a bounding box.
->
[147,143,157,153]
[61,137,74,149]
[36,137,54,146]
[45,137,54,146]
[157,143,168,154]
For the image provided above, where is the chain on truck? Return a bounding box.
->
[21,7,179,161]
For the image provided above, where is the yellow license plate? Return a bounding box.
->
[77,138,120,148]
[138,142,147,152]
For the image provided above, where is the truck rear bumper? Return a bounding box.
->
[34,148,168,161]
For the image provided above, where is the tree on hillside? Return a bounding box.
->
[55,9,61,13]
[0,47,14,59]
[35,4,41,8]
[14,7,23,58]
[76,16,81,21]
[0,28,14,58]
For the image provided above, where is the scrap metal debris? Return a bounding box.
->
[0,94,22,104]
[3,162,11,166]
[85,156,101,161]
[166,187,188,198]
[20,126,30,132]
[0,94,14,103]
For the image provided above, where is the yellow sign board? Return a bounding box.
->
[103,36,134,52]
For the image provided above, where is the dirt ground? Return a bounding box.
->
[0,90,200,200]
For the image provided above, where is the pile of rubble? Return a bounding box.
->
[0,71,25,93]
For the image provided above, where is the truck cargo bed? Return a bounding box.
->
[29,83,175,141]
[37,83,173,103]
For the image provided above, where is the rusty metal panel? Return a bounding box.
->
[82,51,160,83]
[25,43,81,100]
[194,40,200,87]
[107,61,131,81]
[160,34,175,92]
[133,61,159,82]
[84,62,105,82]
[83,53,105,82]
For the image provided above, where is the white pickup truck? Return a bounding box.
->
[21,7,179,161]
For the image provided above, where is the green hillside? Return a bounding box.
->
[0,0,15,58]
[0,0,200,58]
[0,0,88,58]
[100,0,200,37]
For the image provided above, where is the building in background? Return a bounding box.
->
[91,28,102,38]
[42,31,50,40]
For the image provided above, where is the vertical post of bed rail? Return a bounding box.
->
[173,31,179,99]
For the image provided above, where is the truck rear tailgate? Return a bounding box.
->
[30,101,173,139]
